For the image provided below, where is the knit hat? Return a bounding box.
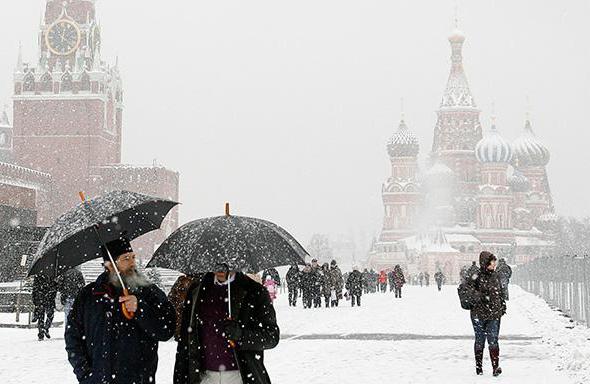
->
[479,251,497,268]
[101,236,133,262]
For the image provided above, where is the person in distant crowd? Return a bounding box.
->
[310,259,322,308]
[329,260,344,307]
[174,262,280,384]
[362,269,371,294]
[418,272,424,287]
[56,267,85,329]
[32,273,58,341]
[434,270,445,292]
[262,268,281,288]
[286,264,301,307]
[392,265,406,299]
[320,263,332,308]
[424,272,430,287]
[301,264,314,309]
[378,270,388,293]
[369,269,378,293]
[388,270,395,292]
[65,236,176,384]
[345,266,364,307]
[169,274,198,341]
[263,275,278,302]
[468,251,506,377]
[495,258,513,300]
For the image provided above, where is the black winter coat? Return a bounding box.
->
[65,272,175,384]
[57,268,86,305]
[173,272,280,384]
[470,268,506,320]
[285,267,301,290]
[32,274,57,308]
[345,271,364,295]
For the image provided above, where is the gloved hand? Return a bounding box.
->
[223,319,243,341]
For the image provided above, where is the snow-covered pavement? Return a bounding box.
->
[1,285,588,383]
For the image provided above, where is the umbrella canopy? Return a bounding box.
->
[146,214,308,274]
[28,190,179,278]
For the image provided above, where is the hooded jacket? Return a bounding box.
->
[470,252,506,320]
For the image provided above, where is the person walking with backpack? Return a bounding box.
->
[460,251,506,377]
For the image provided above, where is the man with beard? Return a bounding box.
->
[173,263,279,384]
[65,237,176,384]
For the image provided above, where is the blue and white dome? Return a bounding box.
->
[508,169,530,192]
[512,120,550,167]
[475,124,512,163]
[387,119,420,158]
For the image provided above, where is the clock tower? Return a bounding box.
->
[12,0,122,225]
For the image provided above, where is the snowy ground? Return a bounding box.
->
[0,285,588,384]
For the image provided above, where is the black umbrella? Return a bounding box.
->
[28,190,179,279]
[146,203,308,275]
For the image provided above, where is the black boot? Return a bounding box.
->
[489,346,502,376]
[475,347,484,375]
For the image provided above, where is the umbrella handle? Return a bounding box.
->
[121,287,135,320]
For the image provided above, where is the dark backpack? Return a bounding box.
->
[457,280,481,310]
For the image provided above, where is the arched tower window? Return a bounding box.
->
[23,73,35,92]
[39,73,53,92]
[61,72,73,92]
[0,132,6,146]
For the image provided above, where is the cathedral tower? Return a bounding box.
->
[430,28,482,224]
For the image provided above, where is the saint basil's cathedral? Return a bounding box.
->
[367,27,556,282]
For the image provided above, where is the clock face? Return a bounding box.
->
[45,19,81,56]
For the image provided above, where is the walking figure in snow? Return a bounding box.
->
[345,266,364,307]
[378,270,388,293]
[418,272,424,287]
[434,270,445,291]
[301,264,314,309]
[286,264,301,306]
[460,251,506,377]
[32,273,57,341]
[65,236,176,384]
[310,259,322,308]
[320,263,332,307]
[392,265,406,298]
[174,263,279,384]
[56,267,85,329]
[496,258,513,300]
[424,272,430,287]
[329,259,344,307]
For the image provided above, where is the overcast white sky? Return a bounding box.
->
[0,1,588,251]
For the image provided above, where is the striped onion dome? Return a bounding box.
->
[475,124,512,163]
[508,169,530,192]
[387,119,420,158]
[512,120,550,167]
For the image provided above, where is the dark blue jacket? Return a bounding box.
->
[65,272,175,384]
